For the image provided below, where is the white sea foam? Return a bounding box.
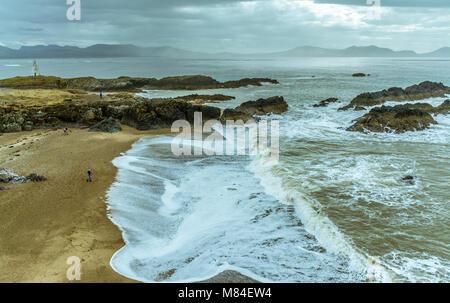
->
[247,148,393,282]
[107,135,361,283]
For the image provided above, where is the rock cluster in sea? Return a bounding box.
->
[338,81,450,111]
[346,100,450,134]
[313,98,339,108]
[308,81,450,134]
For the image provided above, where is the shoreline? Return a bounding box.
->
[0,126,259,283]
[0,126,169,282]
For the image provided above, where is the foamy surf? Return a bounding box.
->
[106,135,363,283]
[248,151,393,282]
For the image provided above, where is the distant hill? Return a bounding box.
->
[0,44,206,59]
[425,47,450,57]
[265,45,418,57]
[0,44,448,59]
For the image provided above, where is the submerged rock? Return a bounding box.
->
[313,98,339,108]
[402,175,415,185]
[347,104,438,134]
[235,96,288,115]
[352,73,369,77]
[88,118,122,133]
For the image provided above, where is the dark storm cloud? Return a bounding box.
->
[0,0,448,53]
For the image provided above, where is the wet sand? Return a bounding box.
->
[0,126,168,282]
[0,125,259,283]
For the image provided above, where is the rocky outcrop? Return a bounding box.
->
[0,168,47,184]
[220,78,279,88]
[436,99,450,114]
[339,81,450,110]
[120,99,222,130]
[313,98,339,108]
[347,104,438,134]
[352,73,369,77]
[220,109,254,123]
[0,92,288,132]
[89,118,122,133]
[0,75,279,92]
[174,94,235,105]
[235,96,288,115]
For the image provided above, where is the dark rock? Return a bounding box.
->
[354,106,367,111]
[339,81,450,110]
[0,75,279,92]
[88,118,122,133]
[313,98,339,108]
[440,99,450,107]
[235,96,288,115]
[352,73,368,77]
[121,99,221,130]
[0,186,9,190]
[173,94,235,104]
[402,175,415,185]
[0,168,46,184]
[0,91,283,132]
[436,99,450,114]
[347,104,438,134]
[187,105,221,122]
[220,108,254,123]
[26,173,47,182]
[404,81,447,95]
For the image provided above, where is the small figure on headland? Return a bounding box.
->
[32,60,40,77]
[100,91,103,99]
[86,169,93,182]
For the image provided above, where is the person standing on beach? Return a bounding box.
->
[86,169,93,182]
[100,91,103,99]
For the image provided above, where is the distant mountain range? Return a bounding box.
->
[0,44,449,59]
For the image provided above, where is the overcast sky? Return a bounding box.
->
[0,0,449,53]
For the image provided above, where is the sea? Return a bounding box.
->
[1,57,449,282]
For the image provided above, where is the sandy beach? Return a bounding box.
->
[0,126,169,282]
[0,125,259,283]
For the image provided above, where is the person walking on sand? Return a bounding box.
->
[100,91,103,99]
[86,169,93,182]
[63,128,69,136]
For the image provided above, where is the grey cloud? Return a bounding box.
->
[0,0,448,53]
[315,0,450,7]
